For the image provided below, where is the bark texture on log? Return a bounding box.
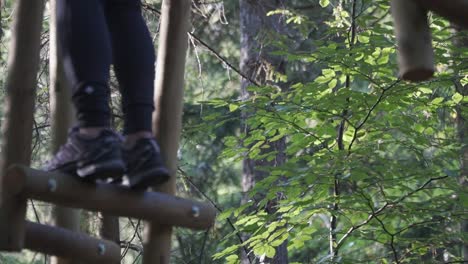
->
[0,0,45,251]
[144,0,191,263]
[391,0,434,81]
[49,1,82,263]
[5,166,216,230]
[25,221,120,264]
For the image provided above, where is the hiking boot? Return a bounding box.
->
[122,137,170,189]
[44,127,126,181]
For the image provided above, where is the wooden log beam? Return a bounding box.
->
[0,0,45,251]
[415,0,468,28]
[25,221,120,263]
[49,1,82,263]
[6,165,216,230]
[145,0,191,263]
[391,0,435,82]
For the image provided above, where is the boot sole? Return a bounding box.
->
[77,160,126,181]
[124,167,170,190]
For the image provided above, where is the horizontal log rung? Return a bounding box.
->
[6,165,216,230]
[25,221,120,263]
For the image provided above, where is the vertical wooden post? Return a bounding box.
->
[391,0,434,81]
[99,213,120,246]
[143,0,190,263]
[49,1,82,263]
[0,0,45,250]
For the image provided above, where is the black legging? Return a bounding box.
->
[57,0,156,134]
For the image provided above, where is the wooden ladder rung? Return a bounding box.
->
[6,165,216,230]
[25,221,120,263]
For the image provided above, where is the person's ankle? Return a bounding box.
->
[79,127,107,138]
[124,131,153,149]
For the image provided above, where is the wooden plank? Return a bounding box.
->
[6,165,216,230]
[25,221,120,264]
[145,0,191,263]
[391,0,434,81]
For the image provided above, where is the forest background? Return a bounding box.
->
[0,0,466,263]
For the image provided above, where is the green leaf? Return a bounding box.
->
[265,245,276,258]
[213,245,239,260]
[319,0,330,8]
[217,208,233,221]
[322,68,336,78]
[377,54,389,65]
[316,76,331,84]
[452,92,463,104]
[354,52,364,61]
[418,87,433,94]
[328,79,338,89]
[229,104,239,112]
[431,97,444,105]
[226,254,240,264]
[253,244,276,259]
[269,134,284,142]
[357,35,369,44]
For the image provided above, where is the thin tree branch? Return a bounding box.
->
[373,213,400,263]
[178,168,252,263]
[142,2,261,87]
[336,175,448,249]
[347,79,400,153]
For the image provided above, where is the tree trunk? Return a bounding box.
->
[452,25,468,263]
[459,104,468,262]
[0,1,2,47]
[48,1,82,263]
[239,1,289,263]
[0,0,45,250]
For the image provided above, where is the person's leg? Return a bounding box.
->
[58,0,112,132]
[45,0,125,180]
[104,0,169,188]
[104,0,155,138]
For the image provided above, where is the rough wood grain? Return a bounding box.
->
[391,0,434,81]
[25,221,120,264]
[0,0,45,251]
[144,0,191,263]
[6,165,216,230]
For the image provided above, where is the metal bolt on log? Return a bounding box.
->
[48,178,57,192]
[98,243,106,255]
[191,205,200,218]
